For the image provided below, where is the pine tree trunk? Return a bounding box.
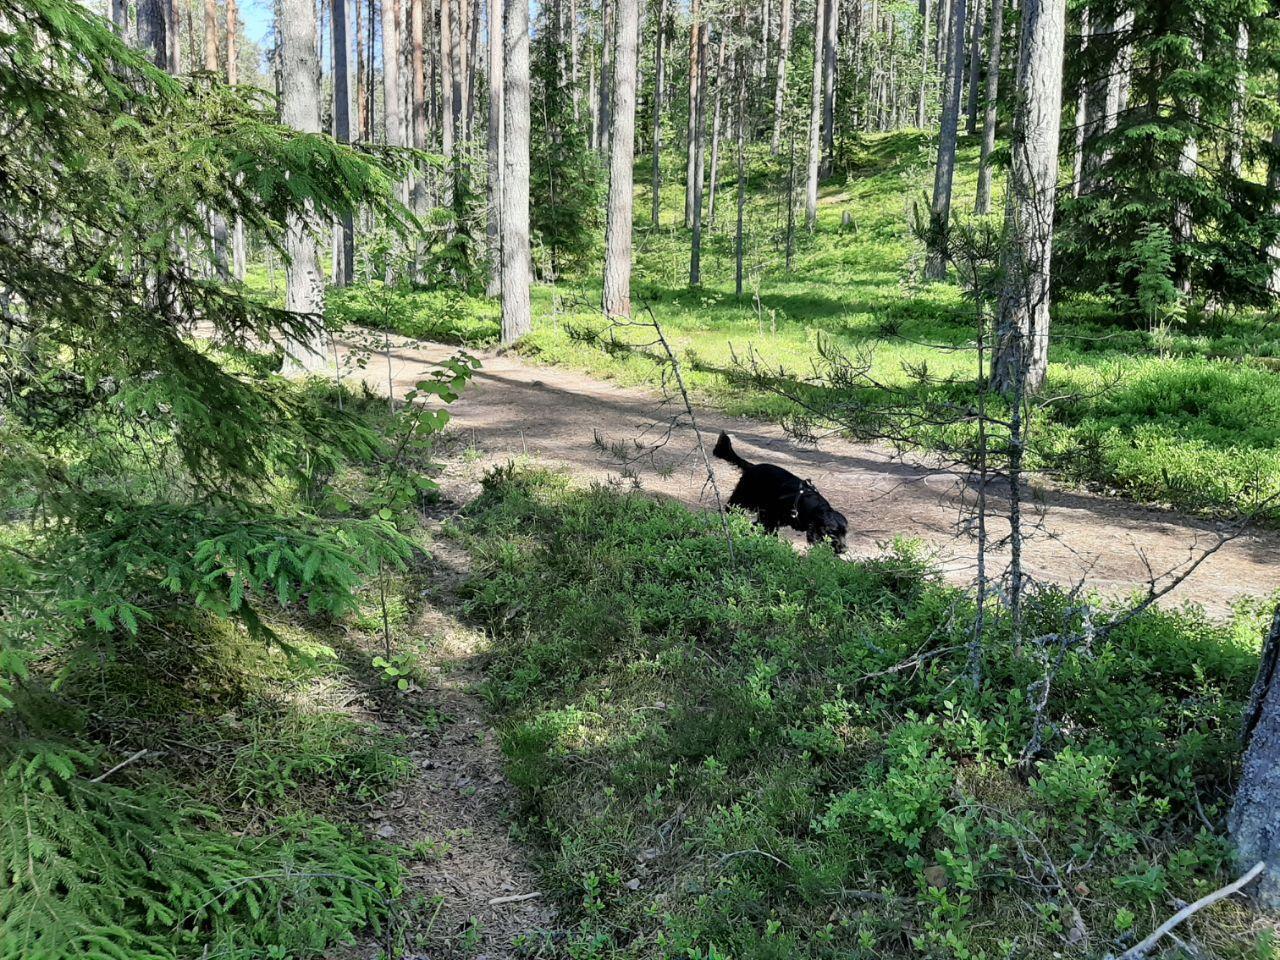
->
[1229,606,1280,909]
[707,32,728,231]
[770,0,791,154]
[684,0,701,226]
[199,0,231,280]
[111,0,128,37]
[330,0,356,284]
[602,0,640,317]
[689,24,707,283]
[973,0,1001,214]
[916,0,929,127]
[650,0,666,227]
[805,0,825,231]
[990,0,1065,397]
[224,0,247,279]
[1078,9,1114,197]
[1269,125,1280,295]
[1227,23,1248,176]
[570,0,581,121]
[821,0,838,167]
[599,0,614,157]
[383,0,403,147]
[281,0,327,369]
[963,0,983,134]
[500,0,532,342]
[734,5,747,298]
[486,0,504,296]
[441,0,455,155]
[922,0,965,278]
[137,0,169,69]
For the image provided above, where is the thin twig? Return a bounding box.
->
[1108,861,1264,960]
[89,748,149,783]
[487,891,543,906]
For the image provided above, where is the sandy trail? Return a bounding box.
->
[339,331,1278,618]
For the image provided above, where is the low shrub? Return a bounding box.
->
[458,469,1271,959]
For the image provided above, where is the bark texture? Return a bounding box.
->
[281,0,327,369]
[1229,607,1280,909]
[990,0,1065,396]
[333,0,356,284]
[805,0,825,230]
[486,0,504,296]
[770,0,792,154]
[650,0,666,226]
[923,0,966,278]
[973,0,1001,213]
[602,0,640,317]
[500,0,532,342]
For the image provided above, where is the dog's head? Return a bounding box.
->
[806,506,848,554]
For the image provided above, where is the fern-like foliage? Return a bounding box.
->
[1,745,402,960]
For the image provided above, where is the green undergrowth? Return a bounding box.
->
[1,369,469,959]
[457,467,1276,959]
[4,620,409,960]
[335,132,1280,523]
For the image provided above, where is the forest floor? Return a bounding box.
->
[340,484,560,959]
[336,329,1280,618]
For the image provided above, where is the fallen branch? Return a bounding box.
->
[1108,861,1265,960]
[89,748,149,783]
[487,891,543,906]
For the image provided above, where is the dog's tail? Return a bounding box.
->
[712,431,752,470]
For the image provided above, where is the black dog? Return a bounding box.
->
[712,432,848,553]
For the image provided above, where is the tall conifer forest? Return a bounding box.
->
[4,0,1280,956]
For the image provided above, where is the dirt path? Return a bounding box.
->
[340,331,1278,618]
[337,515,557,959]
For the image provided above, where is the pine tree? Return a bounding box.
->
[602,0,639,317]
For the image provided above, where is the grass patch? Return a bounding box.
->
[458,467,1274,959]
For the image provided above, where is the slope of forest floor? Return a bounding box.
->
[332,330,1280,618]
[451,464,1277,959]
[325,133,1280,527]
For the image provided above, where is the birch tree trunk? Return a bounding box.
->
[486,0,504,297]
[990,0,1065,397]
[805,0,825,231]
[500,0,532,342]
[922,0,965,279]
[770,0,791,154]
[973,0,1002,214]
[602,0,640,317]
[963,0,983,134]
[281,0,327,370]
[651,0,666,226]
[1229,607,1280,909]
